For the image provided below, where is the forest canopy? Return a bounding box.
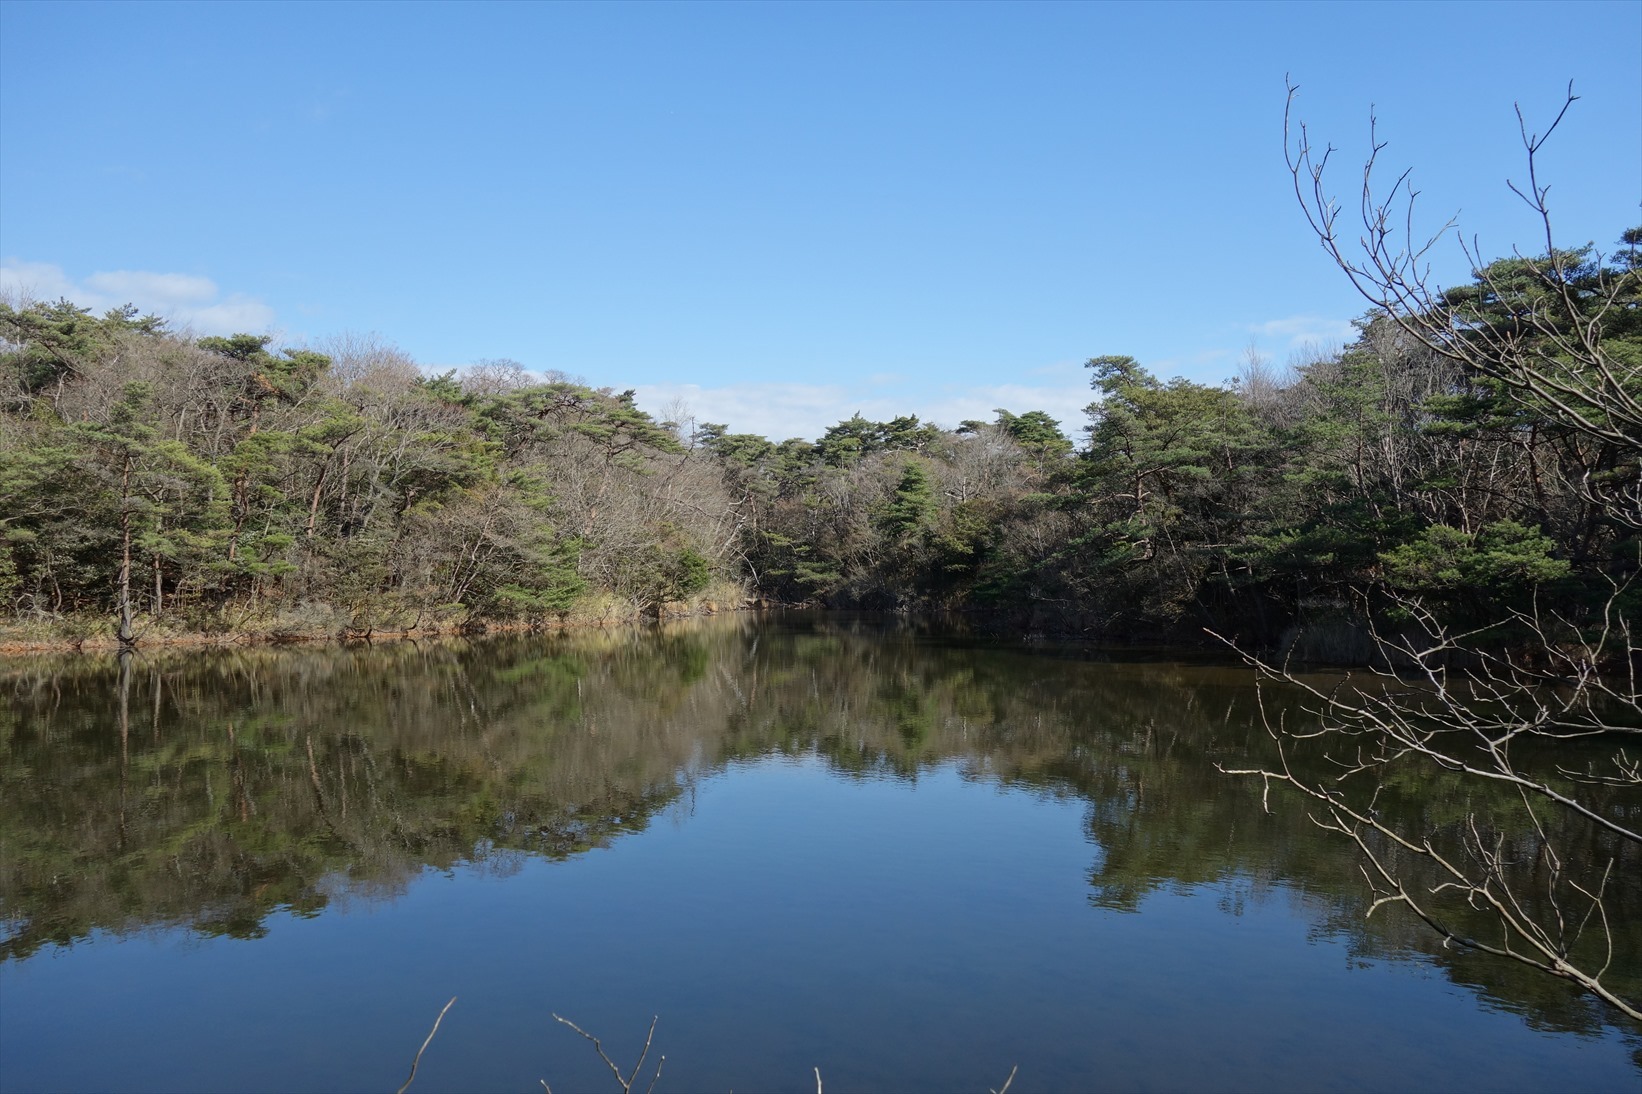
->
[1,228,1637,651]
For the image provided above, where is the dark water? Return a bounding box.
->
[1,613,1637,1092]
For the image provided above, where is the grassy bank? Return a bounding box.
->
[0,580,754,653]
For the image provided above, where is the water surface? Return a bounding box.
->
[1,614,1637,1091]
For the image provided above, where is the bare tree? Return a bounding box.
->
[1219,589,1640,1021]
[1225,83,1642,1024]
[311,331,420,392]
[461,357,532,397]
[1284,78,1640,524]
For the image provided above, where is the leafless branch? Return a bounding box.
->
[397,995,457,1094]
[550,1013,664,1094]
[1284,78,1642,487]
[1214,580,1640,1022]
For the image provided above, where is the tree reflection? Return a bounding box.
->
[1,613,1636,1042]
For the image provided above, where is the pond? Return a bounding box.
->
[1,613,1637,1092]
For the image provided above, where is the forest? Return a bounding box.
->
[0,229,1637,656]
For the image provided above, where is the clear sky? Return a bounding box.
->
[2,1,1637,440]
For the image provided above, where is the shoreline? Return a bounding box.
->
[0,601,764,656]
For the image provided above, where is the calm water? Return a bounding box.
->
[1,613,1637,1092]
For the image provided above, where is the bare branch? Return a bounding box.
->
[551,1013,664,1094]
[397,996,457,1094]
[1285,80,1642,466]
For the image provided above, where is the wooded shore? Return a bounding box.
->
[3,232,1636,660]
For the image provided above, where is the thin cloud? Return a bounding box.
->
[83,270,216,304]
[185,297,280,333]
[0,259,76,302]
[918,381,1092,434]
[1249,315,1356,348]
[0,259,275,336]
[635,376,1093,443]
[633,381,855,442]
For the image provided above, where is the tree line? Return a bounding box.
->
[0,229,1636,652]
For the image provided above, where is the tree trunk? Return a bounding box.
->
[117,452,135,647]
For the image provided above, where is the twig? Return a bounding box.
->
[397,996,457,1094]
[552,1013,662,1094]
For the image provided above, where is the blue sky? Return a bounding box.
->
[2,1,1637,440]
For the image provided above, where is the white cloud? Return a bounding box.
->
[633,381,854,441]
[1248,315,1356,349]
[917,382,1093,434]
[0,259,275,336]
[82,270,216,305]
[0,259,76,302]
[183,296,279,334]
[634,375,1094,443]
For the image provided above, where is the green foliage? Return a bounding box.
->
[1,229,1635,648]
[994,408,1072,469]
[1440,233,1642,448]
[816,412,942,467]
[569,389,684,462]
[1058,356,1275,626]
[196,333,274,361]
[878,460,936,541]
[666,547,712,600]
[493,539,587,619]
[1381,520,1570,592]
[816,413,882,466]
[1,298,130,395]
[0,315,732,633]
[698,423,776,467]
[414,369,467,403]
